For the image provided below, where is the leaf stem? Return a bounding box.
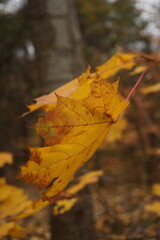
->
[126,63,154,101]
[114,63,154,123]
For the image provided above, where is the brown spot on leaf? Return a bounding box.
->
[32,151,41,165]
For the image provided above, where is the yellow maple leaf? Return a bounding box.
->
[23,52,137,115]
[14,198,49,220]
[0,222,23,239]
[15,171,102,219]
[0,152,13,168]
[20,73,129,200]
[0,178,32,219]
[53,170,103,215]
[0,178,48,222]
[96,52,137,79]
[100,117,127,147]
[63,170,103,196]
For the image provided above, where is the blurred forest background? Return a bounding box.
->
[0,0,160,239]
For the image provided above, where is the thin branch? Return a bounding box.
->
[126,63,154,101]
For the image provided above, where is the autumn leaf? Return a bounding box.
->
[0,178,32,219]
[0,152,13,168]
[13,198,49,220]
[53,198,78,215]
[0,179,30,238]
[0,222,23,239]
[0,178,49,227]
[62,170,103,196]
[140,82,160,95]
[23,66,91,115]
[130,65,147,75]
[15,171,103,219]
[23,52,137,115]
[53,170,103,215]
[100,117,127,147]
[20,72,129,200]
[96,52,137,79]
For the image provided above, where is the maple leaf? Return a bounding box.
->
[15,171,103,219]
[62,170,103,196]
[0,152,13,168]
[0,222,23,239]
[23,52,137,115]
[100,117,127,147]
[0,178,31,219]
[53,170,103,215]
[13,198,49,220]
[20,73,129,200]
[96,52,137,78]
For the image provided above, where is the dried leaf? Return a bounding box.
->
[20,75,129,200]
[0,178,31,219]
[0,152,13,168]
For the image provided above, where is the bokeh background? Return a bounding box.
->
[0,0,160,239]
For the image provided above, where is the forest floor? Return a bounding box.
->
[92,148,160,240]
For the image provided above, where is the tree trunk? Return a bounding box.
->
[28,0,97,239]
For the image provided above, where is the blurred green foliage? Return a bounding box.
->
[78,0,151,65]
